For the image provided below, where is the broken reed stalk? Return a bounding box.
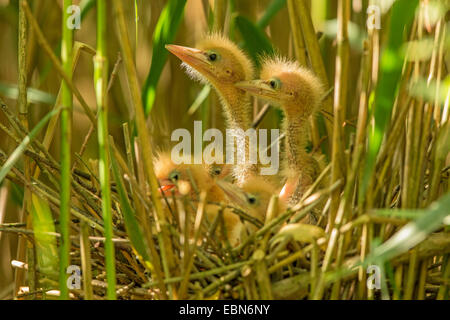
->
[95,0,116,300]
[58,0,73,300]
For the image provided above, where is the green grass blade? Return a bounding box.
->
[31,195,59,286]
[235,15,274,66]
[80,0,96,21]
[0,83,56,105]
[187,85,211,116]
[329,193,450,283]
[59,0,74,300]
[409,75,450,106]
[373,209,423,220]
[109,149,152,266]
[257,0,286,29]
[142,0,187,115]
[95,0,116,300]
[369,192,450,264]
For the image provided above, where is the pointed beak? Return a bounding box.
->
[158,179,176,196]
[165,44,211,72]
[235,80,279,100]
[216,180,248,208]
[159,184,175,192]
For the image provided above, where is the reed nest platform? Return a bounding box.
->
[0,0,449,300]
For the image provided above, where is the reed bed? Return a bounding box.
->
[0,0,448,300]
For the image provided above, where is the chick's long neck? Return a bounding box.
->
[217,87,252,131]
[216,85,256,185]
[282,107,319,200]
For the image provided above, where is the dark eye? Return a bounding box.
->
[210,166,221,176]
[169,170,180,182]
[208,53,217,61]
[269,78,280,89]
[247,195,257,205]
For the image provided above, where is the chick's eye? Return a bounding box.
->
[269,78,280,89]
[247,195,257,205]
[210,166,221,176]
[208,53,217,61]
[169,171,180,182]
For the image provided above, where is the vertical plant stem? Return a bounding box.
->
[426,20,446,206]
[18,0,28,122]
[287,0,307,65]
[213,0,227,32]
[134,0,138,63]
[178,191,207,299]
[313,0,349,300]
[328,0,349,229]
[113,0,176,298]
[293,0,333,144]
[22,1,96,125]
[416,259,427,300]
[95,0,116,300]
[80,222,93,300]
[393,264,403,300]
[209,0,227,132]
[287,0,320,149]
[110,137,168,299]
[59,0,73,300]
[404,249,418,299]
[437,255,449,300]
[403,8,424,209]
[14,0,31,297]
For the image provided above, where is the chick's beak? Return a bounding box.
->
[235,80,279,100]
[216,180,248,208]
[165,44,211,72]
[158,179,176,195]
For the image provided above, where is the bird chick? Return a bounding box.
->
[200,176,286,248]
[154,152,225,203]
[166,34,257,186]
[205,163,234,182]
[236,56,325,206]
[155,153,240,242]
[202,204,243,248]
[218,176,287,234]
